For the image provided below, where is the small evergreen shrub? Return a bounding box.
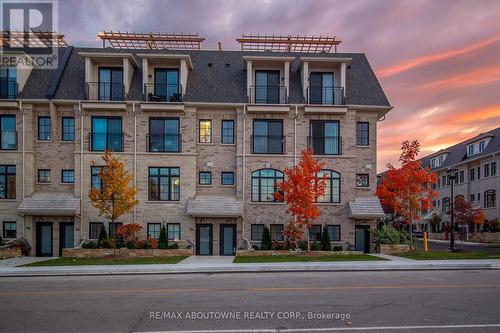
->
[260,226,272,250]
[97,225,108,247]
[158,226,168,249]
[321,225,331,251]
[310,242,321,251]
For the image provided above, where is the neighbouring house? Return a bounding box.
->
[0,32,391,256]
[377,127,499,233]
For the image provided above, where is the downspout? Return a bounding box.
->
[133,102,137,224]
[20,101,25,237]
[294,105,298,165]
[241,105,251,250]
[79,101,84,240]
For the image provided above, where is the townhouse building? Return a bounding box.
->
[0,33,391,256]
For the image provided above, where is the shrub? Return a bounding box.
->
[374,226,417,246]
[298,240,308,251]
[333,245,343,251]
[168,243,179,249]
[144,237,158,249]
[126,239,139,249]
[271,241,287,250]
[116,223,142,242]
[158,226,168,249]
[99,238,115,249]
[261,226,272,250]
[310,242,321,251]
[98,225,108,246]
[252,245,260,250]
[82,241,99,249]
[321,226,331,251]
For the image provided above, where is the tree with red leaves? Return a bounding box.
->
[275,149,327,250]
[376,140,438,245]
[453,196,485,233]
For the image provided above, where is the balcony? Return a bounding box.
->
[144,83,183,103]
[307,86,345,105]
[0,79,18,100]
[85,82,125,101]
[307,136,342,155]
[0,131,17,150]
[249,85,287,104]
[89,132,124,152]
[251,135,285,154]
[147,133,181,153]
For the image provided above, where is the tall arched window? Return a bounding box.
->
[317,169,341,203]
[251,169,284,202]
[484,190,496,208]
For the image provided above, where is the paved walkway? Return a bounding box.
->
[369,253,415,261]
[0,256,58,267]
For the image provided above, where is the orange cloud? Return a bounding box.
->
[377,34,500,78]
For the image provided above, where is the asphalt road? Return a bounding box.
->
[1,270,500,333]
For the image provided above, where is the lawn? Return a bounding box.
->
[233,254,385,263]
[395,251,500,260]
[22,256,188,267]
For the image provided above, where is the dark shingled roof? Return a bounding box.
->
[20,47,390,106]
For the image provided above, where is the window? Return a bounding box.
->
[309,72,335,104]
[254,70,281,104]
[251,224,264,241]
[356,174,369,187]
[38,116,51,141]
[459,170,464,183]
[221,172,234,185]
[479,140,485,153]
[199,171,212,185]
[0,165,16,199]
[309,224,322,242]
[147,223,161,240]
[492,162,497,176]
[167,223,180,241]
[484,164,490,178]
[0,115,16,150]
[470,168,475,181]
[154,68,180,102]
[149,167,180,201]
[442,197,450,214]
[91,166,104,191]
[484,190,496,208]
[62,117,75,141]
[467,144,475,156]
[91,117,123,151]
[454,171,459,185]
[251,169,284,202]
[477,167,481,179]
[37,169,51,183]
[309,120,340,155]
[252,120,284,154]
[470,194,475,202]
[317,169,340,203]
[149,118,180,152]
[356,122,369,146]
[61,170,75,184]
[437,177,441,188]
[89,222,103,239]
[478,193,481,202]
[270,224,284,241]
[2,221,16,238]
[199,120,212,143]
[0,68,17,99]
[438,155,444,166]
[98,67,123,101]
[109,222,123,239]
[327,225,341,241]
[221,120,235,144]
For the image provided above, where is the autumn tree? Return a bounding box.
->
[376,140,438,246]
[275,148,327,251]
[89,151,139,250]
[453,196,485,233]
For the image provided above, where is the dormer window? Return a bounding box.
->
[430,155,446,169]
[254,70,282,104]
[468,144,475,156]
[309,72,336,105]
[98,67,124,101]
[152,68,181,102]
[479,140,485,153]
[0,68,17,100]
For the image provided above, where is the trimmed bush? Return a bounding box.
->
[82,241,99,249]
[98,225,108,246]
[310,242,321,251]
[374,226,417,246]
[321,226,331,251]
[333,245,343,251]
[261,226,272,250]
[168,243,179,249]
[158,226,168,249]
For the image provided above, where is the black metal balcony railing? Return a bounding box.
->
[0,79,18,100]
[307,136,342,155]
[251,135,285,154]
[0,131,17,150]
[147,133,181,152]
[85,82,125,101]
[249,85,287,104]
[307,86,345,105]
[89,132,124,152]
[144,83,183,102]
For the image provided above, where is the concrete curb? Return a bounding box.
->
[1,260,500,277]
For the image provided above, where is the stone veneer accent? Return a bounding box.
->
[62,248,193,258]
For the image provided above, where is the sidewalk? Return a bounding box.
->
[1,255,499,277]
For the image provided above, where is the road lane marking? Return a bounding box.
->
[133,323,500,332]
[1,283,499,297]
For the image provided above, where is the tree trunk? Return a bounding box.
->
[306,225,311,252]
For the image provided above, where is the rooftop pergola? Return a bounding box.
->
[236,34,341,53]
[0,30,69,47]
[97,31,205,50]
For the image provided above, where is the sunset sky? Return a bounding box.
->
[59,0,500,172]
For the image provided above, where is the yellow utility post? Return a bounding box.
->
[423,231,429,252]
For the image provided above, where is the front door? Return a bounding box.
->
[220,224,236,256]
[196,224,213,255]
[36,222,53,257]
[59,222,75,256]
[355,226,370,253]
